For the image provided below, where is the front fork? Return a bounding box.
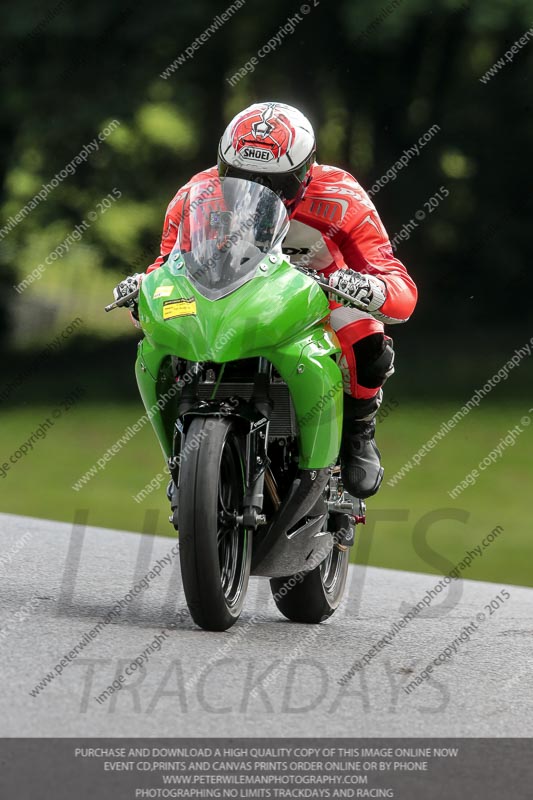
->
[237,357,271,529]
[169,357,273,531]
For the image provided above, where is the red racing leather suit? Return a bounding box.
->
[146,164,417,399]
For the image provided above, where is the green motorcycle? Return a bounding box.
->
[107,176,366,631]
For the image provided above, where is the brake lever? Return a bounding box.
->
[295,267,368,308]
[104,287,140,313]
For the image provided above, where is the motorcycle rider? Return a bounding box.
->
[114,101,417,500]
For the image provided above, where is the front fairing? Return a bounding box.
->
[136,256,343,469]
[138,252,331,361]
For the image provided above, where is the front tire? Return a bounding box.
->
[177,416,251,631]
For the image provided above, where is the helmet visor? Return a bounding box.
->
[218,160,311,203]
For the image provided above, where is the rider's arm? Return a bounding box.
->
[146,167,219,274]
[146,191,186,273]
[329,190,418,324]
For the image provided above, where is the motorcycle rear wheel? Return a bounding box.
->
[269,516,350,624]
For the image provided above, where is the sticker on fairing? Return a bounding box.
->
[153,285,175,299]
[163,298,197,320]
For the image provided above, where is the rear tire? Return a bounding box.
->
[270,517,350,624]
[177,416,251,631]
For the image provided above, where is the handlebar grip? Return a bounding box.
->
[295,267,369,309]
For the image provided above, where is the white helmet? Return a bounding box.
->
[218,101,316,211]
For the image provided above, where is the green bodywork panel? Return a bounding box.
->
[135,254,343,469]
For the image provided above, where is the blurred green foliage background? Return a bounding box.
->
[0,0,531,585]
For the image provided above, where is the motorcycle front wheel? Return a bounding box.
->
[177,416,251,631]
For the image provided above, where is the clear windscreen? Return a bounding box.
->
[168,176,289,300]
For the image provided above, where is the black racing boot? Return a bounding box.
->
[340,393,384,499]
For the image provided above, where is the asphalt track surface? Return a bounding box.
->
[0,512,532,737]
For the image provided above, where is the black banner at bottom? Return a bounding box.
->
[0,738,531,799]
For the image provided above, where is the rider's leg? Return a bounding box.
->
[329,306,395,499]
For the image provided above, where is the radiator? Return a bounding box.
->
[197,381,298,439]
